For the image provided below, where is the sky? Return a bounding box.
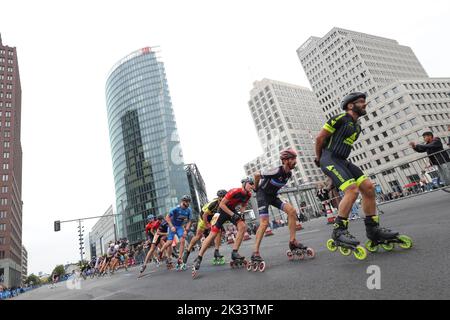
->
[0,0,449,275]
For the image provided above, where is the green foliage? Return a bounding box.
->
[25,274,41,286]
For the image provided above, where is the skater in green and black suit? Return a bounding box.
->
[315,92,412,258]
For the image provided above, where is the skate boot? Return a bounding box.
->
[166,258,174,270]
[138,264,147,278]
[182,249,191,264]
[364,215,413,252]
[286,240,315,260]
[175,258,186,271]
[191,256,202,279]
[326,216,367,260]
[212,249,225,265]
[230,250,247,269]
[247,252,265,272]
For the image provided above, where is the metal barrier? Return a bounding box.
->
[369,149,450,202]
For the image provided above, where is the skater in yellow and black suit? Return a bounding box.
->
[315,92,412,259]
[182,190,228,265]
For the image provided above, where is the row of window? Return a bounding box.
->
[0,92,13,99]
[0,75,13,80]
[0,102,13,108]
[0,66,14,72]
[0,49,14,56]
[0,58,14,64]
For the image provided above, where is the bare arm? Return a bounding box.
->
[254,172,261,191]
[219,198,235,217]
[315,128,332,162]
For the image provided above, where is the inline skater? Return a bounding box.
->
[138,215,169,277]
[251,149,315,271]
[182,189,228,265]
[158,195,192,270]
[315,92,412,259]
[192,178,254,278]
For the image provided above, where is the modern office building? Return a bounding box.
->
[89,206,116,257]
[244,79,327,187]
[184,163,208,221]
[105,47,190,244]
[0,34,24,288]
[297,28,450,192]
[21,246,27,285]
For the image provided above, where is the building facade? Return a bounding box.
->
[244,79,327,187]
[105,47,190,244]
[184,163,208,221]
[89,206,116,257]
[297,28,450,194]
[21,245,27,284]
[0,34,24,289]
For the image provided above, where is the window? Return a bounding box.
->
[0,250,5,258]
[376,159,381,165]
[0,237,5,245]
[3,153,9,159]
[0,224,6,231]
[2,175,8,182]
[384,156,390,162]
[379,146,385,152]
[397,97,405,104]
[1,187,7,193]
[393,152,399,159]
[0,211,6,218]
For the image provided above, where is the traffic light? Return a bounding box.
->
[54,220,61,232]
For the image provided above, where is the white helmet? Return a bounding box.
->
[109,243,114,248]
[114,244,119,250]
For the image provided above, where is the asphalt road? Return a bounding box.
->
[15,190,450,300]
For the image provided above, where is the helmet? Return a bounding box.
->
[181,195,191,202]
[217,189,227,198]
[147,214,155,221]
[109,243,115,248]
[341,92,367,110]
[241,177,255,185]
[280,148,297,160]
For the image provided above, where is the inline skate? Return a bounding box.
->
[286,240,315,261]
[191,256,202,279]
[247,252,265,272]
[166,258,175,270]
[229,251,247,269]
[364,215,413,253]
[326,216,367,260]
[182,249,191,265]
[175,258,187,271]
[212,249,225,265]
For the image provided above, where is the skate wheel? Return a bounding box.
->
[306,248,315,258]
[326,239,337,252]
[229,261,234,269]
[220,257,225,264]
[398,235,413,249]
[381,243,394,251]
[297,252,305,260]
[353,246,367,260]
[286,250,294,261]
[259,261,266,272]
[365,240,379,253]
[252,263,258,272]
[339,247,352,256]
[246,263,252,271]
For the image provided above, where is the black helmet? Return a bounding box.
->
[181,195,191,202]
[241,177,255,186]
[341,92,367,110]
[217,189,227,198]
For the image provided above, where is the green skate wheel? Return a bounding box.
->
[339,247,352,256]
[381,243,394,251]
[220,257,225,265]
[365,240,379,253]
[212,259,217,265]
[326,239,337,252]
[353,246,367,260]
[398,235,413,249]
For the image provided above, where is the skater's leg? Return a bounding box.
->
[233,220,247,251]
[337,184,359,219]
[253,217,269,253]
[358,179,376,217]
[283,203,298,242]
[214,230,222,250]
[188,229,203,252]
[198,230,217,257]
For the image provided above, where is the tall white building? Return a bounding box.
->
[88,206,116,258]
[244,79,327,186]
[297,28,450,193]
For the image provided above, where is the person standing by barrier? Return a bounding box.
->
[410,131,450,186]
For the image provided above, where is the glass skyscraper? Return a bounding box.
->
[105,47,190,244]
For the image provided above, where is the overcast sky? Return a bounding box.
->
[1,0,449,275]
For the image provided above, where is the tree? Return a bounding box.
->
[25,274,41,286]
[51,265,66,278]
